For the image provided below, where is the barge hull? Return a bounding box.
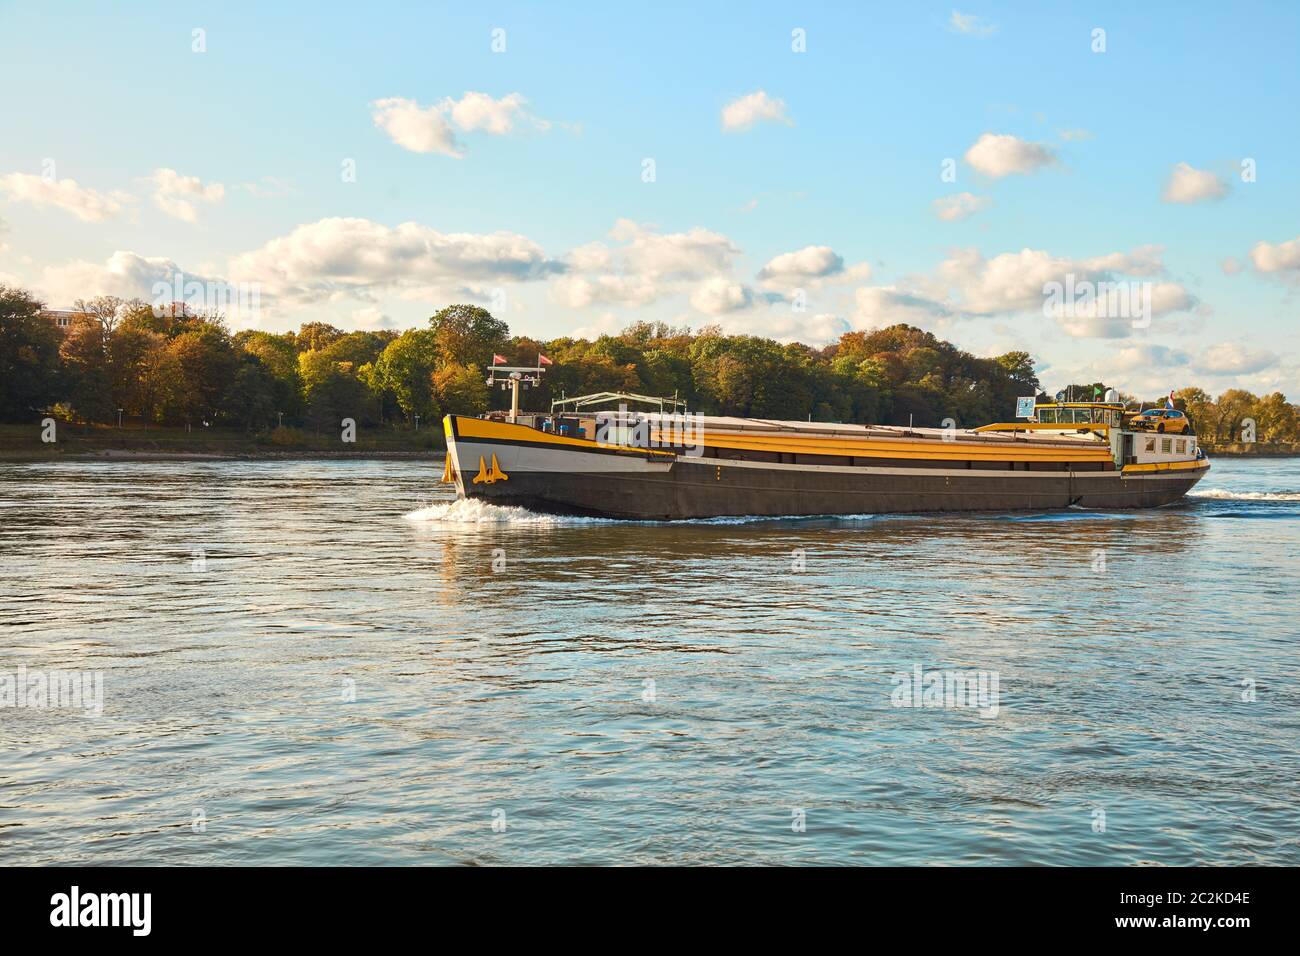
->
[447,420,1207,519]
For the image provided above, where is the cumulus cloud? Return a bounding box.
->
[228,217,562,304]
[948,11,996,37]
[1195,342,1279,375]
[932,192,992,222]
[0,172,132,222]
[714,309,851,345]
[690,277,754,315]
[371,97,461,157]
[150,168,225,222]
[852,287,953,330]
[371,92,552,158]
[352,306,398,329]
[36,252,210,304]
[846,244,1193,340]
[1161,162,1229,204]
[551,219,740,308]
[721,90,793,132]
[1111,343,1191,371]
[757,245,844,283]
[964,133,1056,178]
[1248,236,1300,277]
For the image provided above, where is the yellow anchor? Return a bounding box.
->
[441,455,457,483]
[472,453,509,484]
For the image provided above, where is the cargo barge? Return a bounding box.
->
[442,384,1208,520]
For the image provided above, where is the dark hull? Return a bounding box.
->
[457,456,1204,520]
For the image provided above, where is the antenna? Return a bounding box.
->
[486,360,547,423]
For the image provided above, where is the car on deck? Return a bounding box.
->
[1128,407,1190,434]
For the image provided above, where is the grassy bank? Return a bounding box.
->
[0,421,444,460]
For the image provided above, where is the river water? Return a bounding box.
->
[1,456,1296,865]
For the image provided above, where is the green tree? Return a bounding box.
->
[0,285,61,421]
[429,304,509,368]
[224,357,278,431]
[375,328,439,422]
[433,362,490,416]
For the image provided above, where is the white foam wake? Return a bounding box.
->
[1189,488,1300,501]
[403,498,884,525]
[403,498,612,525]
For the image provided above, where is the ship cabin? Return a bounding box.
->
[978,398,1204,472]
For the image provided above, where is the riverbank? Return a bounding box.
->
[0,422,443,461]
[1204,442,1300,456]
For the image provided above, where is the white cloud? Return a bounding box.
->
[551,219,740,308]
[1248,236,1300,276]
[1111,343,1191,371]
[1053,282,1192,339]
[714,309,851,345]
[964,133,1056,178]
[721,90,793,132]
[228,217,562,304]
[847,244,1193,340]
[38,251,218,306]
[609,218,738,279]
[371,97,462,157]
[550,274,660,309]
[932,192,992,222]
[1161,162,1228,204]
[1195,342,1279,375]
[150,168,225,223]
[0,172,132,222]
[371,93,553,158]
[352,306,397,329]
[443,91,543,134]
[757,245,844,283]
[949,11,996,37]
[690,277,754,315]
[852,287,953,330]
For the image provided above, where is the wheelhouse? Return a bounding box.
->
[1033,402,1125,429]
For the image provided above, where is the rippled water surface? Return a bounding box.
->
[1,456,1297,865]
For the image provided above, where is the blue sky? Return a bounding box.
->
[1,1,1297,397]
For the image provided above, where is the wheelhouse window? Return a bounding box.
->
[1145,437,1156,452]
[1161,438,1172,453]
[1176,439,1186,454]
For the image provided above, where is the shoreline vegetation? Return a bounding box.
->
[4,286,1298,456]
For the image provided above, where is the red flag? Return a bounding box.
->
[538,354,553,366]
[492,354,507,365]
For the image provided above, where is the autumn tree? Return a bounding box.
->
[60,315,115,422]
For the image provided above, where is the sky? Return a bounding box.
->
[1,0,1298,398]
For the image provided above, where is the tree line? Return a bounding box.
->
[1,283,1294,440]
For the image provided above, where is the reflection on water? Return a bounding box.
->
[1,457,1297,865]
